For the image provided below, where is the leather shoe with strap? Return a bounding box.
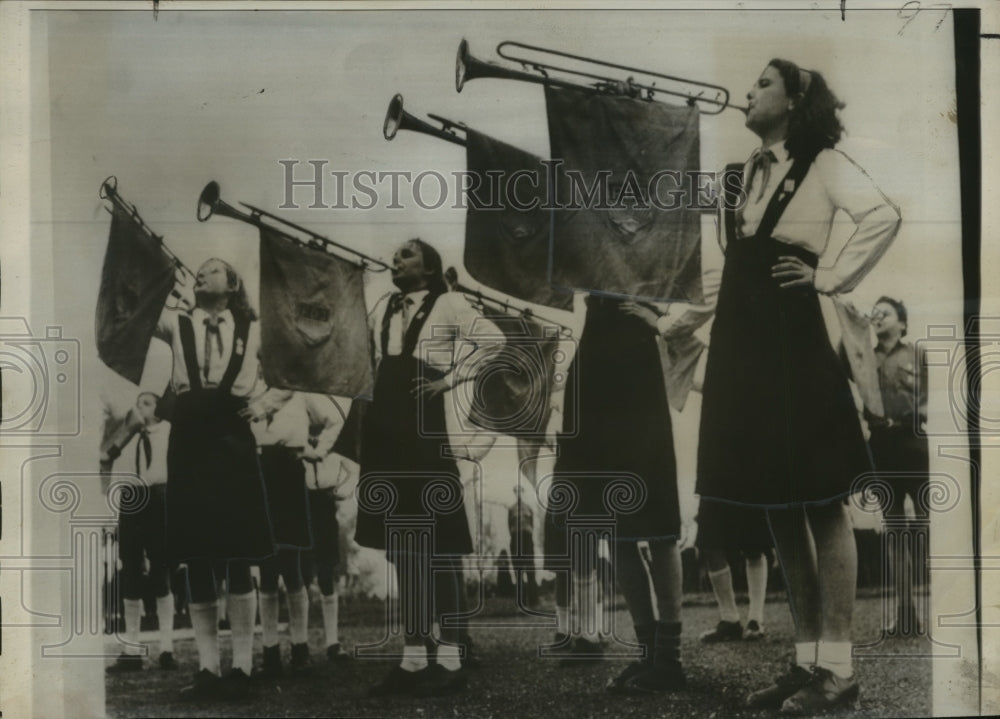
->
[779,666,860,715]
[746,664,813,709]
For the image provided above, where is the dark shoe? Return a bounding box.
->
[415,663,468,697]
[289,642,312,676]
[252,644,283,680]
[178,668,220,701]
[699,619,743,643]
[559,637,604,666]
[746,664,813,709]
[106,653,143,674]
[605,661,651,694]
[622,661,686,695]
[215,668,252,701]
[367,665,424,697]
[327,643,352,662]
[158,651,179,671]
[743,620,766,641]
[780,666,860,715]
[460,635,482,670]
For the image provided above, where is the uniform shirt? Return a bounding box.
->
[875,339,927,427]
[122,420,170,486]
[737,144,902,295]
[369,289,502,387]
[155,307,262,398]
[250,391,344,451]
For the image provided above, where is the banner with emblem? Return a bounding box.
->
[465,309,560,441]
[545,86,702,302]
[464,129,572,311]
[258,227,373,397]
[95,205,178,384]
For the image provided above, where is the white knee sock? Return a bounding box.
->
[259,591,280,648]
[400,644,428,672]
[745,556,768,625]
[156,594,175,653]
[794,641,817,670]
[437,643,462,671]
[708,567,740,623]
[228,591,257,675]
[817,640,853,679]
[122,599,143,655]
[189,601,221,675]
[321,592,340,647]
[287,587,310,645]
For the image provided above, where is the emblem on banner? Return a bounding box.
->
[498,205,546,244]
[605,176,653,243]
[294,300,334,347]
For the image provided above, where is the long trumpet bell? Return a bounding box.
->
[196,180,391,271]
[197,180,259,224]
[456,39,581,95]
[457,38,742,115]
[382,93,467,147]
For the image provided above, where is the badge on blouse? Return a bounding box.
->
[784,179,796,193]
[235,338,245,356]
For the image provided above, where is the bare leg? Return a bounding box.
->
[805,501,856,643]
[766,506,822,643]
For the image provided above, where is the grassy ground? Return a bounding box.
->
[106,593,932,719]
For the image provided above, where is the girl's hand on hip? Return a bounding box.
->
[620,301,659,332]
[771,255,815,289]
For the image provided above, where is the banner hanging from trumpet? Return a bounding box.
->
[465,309,561,440]
[258,227,373,398]
[96,204,178,384]
[545,86,702,303]
[464,129,572,311]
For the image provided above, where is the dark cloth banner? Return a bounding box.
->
[545,86,702,302]
[96,206,177,384]
[466,308,559,443]
[259,227,373,397]
[464,129,572,311]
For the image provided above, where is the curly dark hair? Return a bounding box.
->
[201,257,258,322]
[768,58,846,160]
[407,238,448,295]
[876,295,908,337]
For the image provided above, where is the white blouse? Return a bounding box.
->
[737,143,902,295]
[155,307,262,398]
[369,290,503,388]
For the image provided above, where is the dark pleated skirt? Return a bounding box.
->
[259,445,312,549]
[166,390,275,562]
[544,296,680,568]
[354,354,473,555]
[694,497,772,554]
[696,237,872,507]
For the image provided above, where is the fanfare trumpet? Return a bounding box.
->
[444,267,573,338]
[99,176,197,311]
[196,181,391,271]
[456,39,745,115]
[383,93,468,147]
